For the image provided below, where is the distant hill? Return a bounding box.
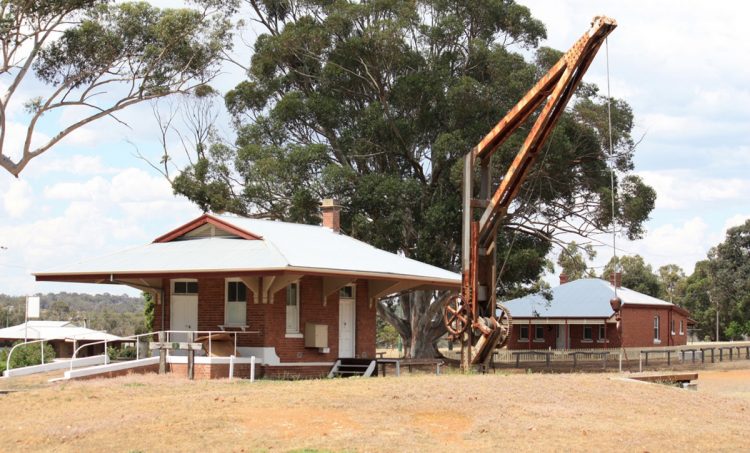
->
[0,292,146,337]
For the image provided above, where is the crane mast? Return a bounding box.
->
[443,16,617,371]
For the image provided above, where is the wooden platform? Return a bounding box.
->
[629,372,698,384]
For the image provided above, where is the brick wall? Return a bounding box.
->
[507,321,621,350]
[154,275,376,364]
[355,280,375,359]
[621,306,689,347]
[170,363,253,380]
[262,365,330,379]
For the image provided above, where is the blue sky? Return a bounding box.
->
[1,0,749,296]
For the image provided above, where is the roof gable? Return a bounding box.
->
[153,214,262,243]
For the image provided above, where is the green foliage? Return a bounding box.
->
[0,0,236,176]
[681,260,716,340]
[143,292,155,333]
[108,344,137,361]
[0,341,56,374]
[724,321,746,341]
[0,292,147,337]
[376,316,400,349]
[657,264,686,303]
[556,241,596,281]
[708,219,750,340]
[601,255,660,297]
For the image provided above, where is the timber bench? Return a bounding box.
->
[630,372,698,386]
[512,351,554,368]
[569,351,610,369]
[376,358,444,377]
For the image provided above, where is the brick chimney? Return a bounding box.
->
[321,199,341,233]
[559,273,569,285]
[609,272,622,288]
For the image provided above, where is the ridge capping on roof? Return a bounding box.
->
[153,214,262,243]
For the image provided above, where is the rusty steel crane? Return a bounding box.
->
[443,16,618,370]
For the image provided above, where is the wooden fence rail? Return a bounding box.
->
[436,341,750,365]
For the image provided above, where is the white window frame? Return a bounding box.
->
[285,282,302,337]
[653,315,661,344]
[224,278,247,326]
[339,285,356,299]
[679,320,684,335]
[671,319,675,335]
[519,325,529,342]
[582,325,593,342]
[533,325,545,342]
[172,278,199,295]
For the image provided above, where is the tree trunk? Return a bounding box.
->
[377,290,451,358]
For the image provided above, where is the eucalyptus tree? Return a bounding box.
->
[0,0,235,176]
[172,1,655,357]
[601,255,660,297]
[556,241,596,281]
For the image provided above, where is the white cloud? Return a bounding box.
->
[2,178,33,218]
[35,155,118,176]
[624,217,710,273]
[2,121,51,162]
[638,170,750,210]
[1,163,200,295]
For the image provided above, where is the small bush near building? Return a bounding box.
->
[0,341,55,373]
[108,345,137,361]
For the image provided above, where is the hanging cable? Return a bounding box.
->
[605,36,619,298]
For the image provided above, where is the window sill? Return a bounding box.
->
[285,333,303,339]
[532,339,545,343]
[596,340,609,343]
[581,339,593,343]
[653,339,662,345]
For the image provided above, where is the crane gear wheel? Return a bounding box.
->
[494,302,513,349]
[444,295,469,336]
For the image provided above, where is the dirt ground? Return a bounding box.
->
[1,367,749,452]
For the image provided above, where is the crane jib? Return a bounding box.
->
[446,16,617,371]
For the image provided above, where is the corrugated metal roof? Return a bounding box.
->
[502,278,673,318]
[35,215,460,285]
[0,321,123,342]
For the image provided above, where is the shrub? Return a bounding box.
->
[0,341,56,374]
[108,345,137,361]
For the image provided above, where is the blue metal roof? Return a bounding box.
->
[502,278,673,318]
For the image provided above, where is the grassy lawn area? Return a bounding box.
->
[1,368,749,452]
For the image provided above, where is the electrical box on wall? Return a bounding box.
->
[304,323,328,348]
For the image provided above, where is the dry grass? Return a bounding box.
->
[1,368,749,452]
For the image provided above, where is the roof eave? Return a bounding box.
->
[35,266,461,288]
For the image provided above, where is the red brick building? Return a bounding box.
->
[503,275,692,350]
[35,201,460,378]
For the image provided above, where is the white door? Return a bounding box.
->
[338,297,356,358]
[556,325,567,350]
[171,280,198,343]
